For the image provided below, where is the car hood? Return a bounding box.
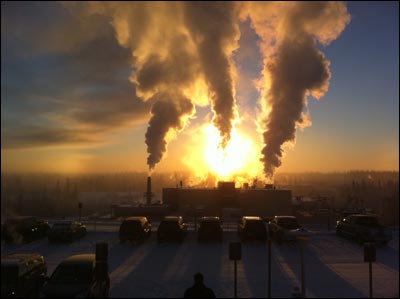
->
[42,283,89,298]
[285,228,308,236]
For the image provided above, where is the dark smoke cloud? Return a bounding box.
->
[75,2,241,170]
[2,2,350,178]
[183,2,240,147]
[145,92,194,170]
[261,36,330,176]
[243,1,350,178]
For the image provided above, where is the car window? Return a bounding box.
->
[355,217,379,227]
[52,223,71,230]
[120,221,142,233]
[200,221,220,230]
[245,220,266,232]
[159,221,179,231]
[50,264,93,284]
[1,265,19,284]
[277,218,299,229]
[347,216,354,224]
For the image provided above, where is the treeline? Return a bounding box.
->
[1,171,398,218]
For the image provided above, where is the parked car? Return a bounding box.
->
[268,216,307,243]
[198,216,223,242]
[336,214,392,245]
[41,254,109,298]
[119,216,151,243]
[157,216,187,243]
[48,221,87,243]
[1,253,47,298]
[3,216,50,244]
[238,216,268,242]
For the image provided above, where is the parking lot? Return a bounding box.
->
[1,223,398,298]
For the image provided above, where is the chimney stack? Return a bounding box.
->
[146,176,152,205]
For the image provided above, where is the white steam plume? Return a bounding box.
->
[242,1,350,178]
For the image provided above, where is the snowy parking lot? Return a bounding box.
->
[2,223,398,298]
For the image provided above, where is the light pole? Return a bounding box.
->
[297,236,309,298]
[268,239,272,298]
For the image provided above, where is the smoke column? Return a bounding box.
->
[76,2,241,170]
[183,2,240,148]
[145,92,194,170]
[67,2,350,176]
[242,2,350,178]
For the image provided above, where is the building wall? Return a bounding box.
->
[163,188,292,219]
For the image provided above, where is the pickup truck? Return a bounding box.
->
[336,214,392,245]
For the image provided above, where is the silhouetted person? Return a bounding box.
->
[184,273,215,298]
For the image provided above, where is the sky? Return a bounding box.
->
[1,2,399,176]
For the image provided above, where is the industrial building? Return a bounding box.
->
[163,181,293,220]
[112,179,293,219]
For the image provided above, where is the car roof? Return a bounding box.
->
[1,253,43,266]
[53,220,73,225]
[274,216,296,219]
[200,216,220,221]
[243,216,262,221]
[162,216,182,221]
[124,216,147,222]
[60,254,95,265]
[349,214,377,218]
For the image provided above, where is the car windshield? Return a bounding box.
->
[52,223,71,230]
[355,217,379,227]
[120,221,142,234]
[50,263,93,284]
[159,221,179,231]
[245,220,266,232]
[1,265,18,285]
[278,218,300,229]
[200,221,220,230]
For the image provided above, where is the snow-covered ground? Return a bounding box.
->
[1,224,398,298]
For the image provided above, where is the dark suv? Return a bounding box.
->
[48,221,87,243]
[238,216,268,242]
[336,214,392,245]
[268,216,308,243]
[42,254,109,298]
[3,217,50,244]
[198,216,223,242]
[1,253,47,298]
[119,216,151,243]
[157,216,187,243]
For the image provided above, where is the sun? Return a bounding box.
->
[183,123,261,181]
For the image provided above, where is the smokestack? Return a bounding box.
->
[146,176,152,205]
